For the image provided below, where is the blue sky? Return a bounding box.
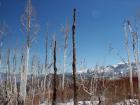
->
[0,0,140,71]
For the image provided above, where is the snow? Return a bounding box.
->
[40,100,99,105]
[41,99,139,105]
[57,101,99,105]
[116,99,138,105]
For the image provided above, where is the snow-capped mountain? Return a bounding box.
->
[83,62,138,78]
[0,62,139,82]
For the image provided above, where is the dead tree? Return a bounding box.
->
[72,8,77,105]
[31,56,36,105]
[13,48,17,94]
[62,21,69,90]
[52,40,57,105]
[0,21,8,68]
[20,0,32,101]
[60,20,69,102]
[6,48,12,91]
[126,20,140,103]
[12,48,17,105]
[43,31,48,100]
[20,0,39,101]
[47,38,54,105]
[124,20,134,98]
[0,42,2,69]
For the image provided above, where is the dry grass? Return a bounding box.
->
[24,76,139,105]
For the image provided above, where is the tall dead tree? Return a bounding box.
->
[20,0,32,101]
[60,21,69,102]
[13,48,17,94]
[0,22,8,91]
[45,29,48,77]
[0,22,8,68]
[126,20,140,103]
[124,20,134,98]
[20,0,39,101]
[62,21,69,91]
[7,48,10,76]
[0,42,2,69]
[72,8,77,105]
[43,31,48,100]
[47,38,54,105]
[0,34,3,71]
[52,40,57,105]
[6,48,12,91]
[31,56,36,105]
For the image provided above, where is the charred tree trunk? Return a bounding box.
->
[72,8,77,105]
[52,41,57,105]
[45,32,48,76]
[98,96,102,105]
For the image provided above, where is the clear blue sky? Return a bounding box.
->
[0,0,140,70]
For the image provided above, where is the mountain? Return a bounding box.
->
[0,62,138,82]
[85,62,138,79]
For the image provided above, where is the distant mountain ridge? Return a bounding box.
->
[85,62,138,78]
[0,62,138,81]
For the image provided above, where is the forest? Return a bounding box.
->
[0,0,140,105]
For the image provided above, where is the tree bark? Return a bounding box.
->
[72,8,77,105]
[124,21,134,98]
[52,41,57,105]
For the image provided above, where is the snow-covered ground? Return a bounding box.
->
[116,99,138,105]
[41,101,99,105]
[41,99,139,105]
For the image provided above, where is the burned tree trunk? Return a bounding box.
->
[72,8,77,105]
[52,41,57,105]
